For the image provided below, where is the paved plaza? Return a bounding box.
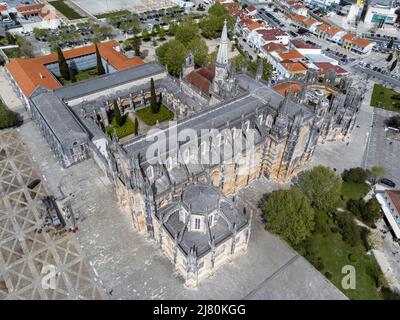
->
[71,0,174,15]
[0,130,106,300]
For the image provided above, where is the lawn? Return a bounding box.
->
[341,181,370,203]
[95,10,130,19]
[370,84,400,113]
[307,232,384,300]
[0,100,18,129]
[3,47,23,58]
[135,105,174,126]
[49,1,83,20]
[75,68,98,82]
[106,116,136,139]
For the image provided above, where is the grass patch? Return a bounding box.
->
[307,232,384,300]
[370,84,400,113]
[95,10,130,19]
[75,68,98,82]
[49,1,83,20]
[3,47,23,58]
[341,182,370,203]
[0,100,19,129]
[135,105,174,126]
[106,115,135,139]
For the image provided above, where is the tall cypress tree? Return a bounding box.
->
[57,46,70,81]
[96,44,105,75]
[150,78,158,114]
[70,68,77,83]
[113,100,123,126]
[134,117,139,135]
[157,91,162,113]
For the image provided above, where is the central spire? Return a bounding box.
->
[216,19,228,66]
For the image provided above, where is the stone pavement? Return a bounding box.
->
[16,120,347,300]
[0,67,24,113]
[0,129,106,300]
[364,108,400,187]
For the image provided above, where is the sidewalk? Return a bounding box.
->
[0,67,24,112]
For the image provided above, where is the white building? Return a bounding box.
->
[364,0,398,25]
[376,190,400,239]
[303,0,341,8]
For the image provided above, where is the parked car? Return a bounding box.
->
[380,178,396,188]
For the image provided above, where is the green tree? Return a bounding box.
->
[370,166,386,183]
[56,46,70,81]
[5,32,15,45]
[69,68,77,83]
[150,78,158,114]
[342,167,368,183]
[0,102,19,129]
[158,91,162,113]
[156,40,187,76]
[388,38,394,49]
[262,188,315,246]
[134,117,139,135]
[187,38,209,67]
[113,100,123,126]
[199,3,234,38]
[336,211,361,247]
[141,29,151,41]
[248,58,273,81]
[387,52,394,62]
[175,20,199,45]
[132,36,141,56]
[362,198,382,224]
[298,165,342,212]
[386,115,400,129]
[390,59,398,72]
[95,44,105,75]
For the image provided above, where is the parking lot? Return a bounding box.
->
[364,107,400,188]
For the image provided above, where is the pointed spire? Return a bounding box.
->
[216,19,228,67]
[279,87,291,115]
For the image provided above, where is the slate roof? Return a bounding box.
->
[30,91,88,144]
[55,61,164,101]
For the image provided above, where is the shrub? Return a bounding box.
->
[325,271,332,279]
[336,212,361,247]
[330,226,339,233]
[0,102,19,129]
[348,253,357,263]
[342,167,368,183]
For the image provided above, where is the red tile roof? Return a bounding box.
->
[16,3,45,12]
[316,23,330,32]
[278,49,304,61]
[186,64,215,95]
[303,18,317,26]
[257,28,288,41]
[291,14,307,22]
[352,37,374,48]
[262,42,287,53]
[273,82,303,95]
[291,39,319,49]
[280,61,308,73]
[6,40,144,97]
[387,190,400,215]
[313,62,348,75]
[0,5,7,11]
